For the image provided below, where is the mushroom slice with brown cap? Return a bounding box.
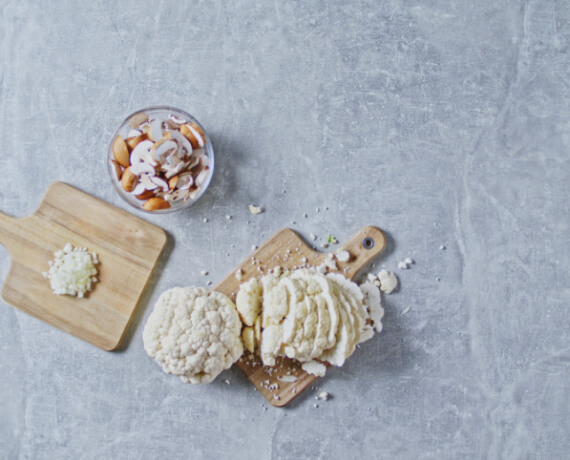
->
[126,133,149,151]
[112,136,130,167]
[120,167,138,192]
[180,123,205,149]
[129,112,149,128]
[167,129,193,158]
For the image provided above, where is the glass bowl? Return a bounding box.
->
[107,106,214,214]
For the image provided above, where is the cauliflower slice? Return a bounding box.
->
[235,278,262,326]
[142,287,243,384]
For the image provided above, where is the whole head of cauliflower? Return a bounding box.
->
[142,287,243,384]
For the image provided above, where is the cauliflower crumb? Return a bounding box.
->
[335,250,350,262]
[249,204,263,215]
[301,361,327,377]
[309,233,317,241]
[278,375,299,383]
[378,270,398,294]
[235,268,244,281]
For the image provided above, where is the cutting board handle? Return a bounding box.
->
[0,211,19,253]
[338,225,386,277]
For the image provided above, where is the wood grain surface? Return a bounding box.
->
[0,182,167,350]
[214,225,386,407]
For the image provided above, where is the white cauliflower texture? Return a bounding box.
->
[237,268,383,370]
[142,287,243,384]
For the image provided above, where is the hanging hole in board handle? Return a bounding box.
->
[362,237,374,250]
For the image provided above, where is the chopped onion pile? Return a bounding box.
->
[42,243,99,298]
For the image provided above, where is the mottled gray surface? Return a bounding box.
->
[0,0,569,459]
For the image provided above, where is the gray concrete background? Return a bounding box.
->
[1,1,569,459]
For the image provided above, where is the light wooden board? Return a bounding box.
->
[0,182,167,350]
[214,225,386,407]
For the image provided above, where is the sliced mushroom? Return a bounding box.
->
[163,159,187,179]
[176,172,194,190]
[130,162,155,176]
[120,167,137,192]
[150,176,169,192]
[195,167,210,187]
[143,197,171,211]
[149,118,164,142]
[135,189,155,201]
[129,112,149,128]
[112,135,130,167]
[169,114,187,125]
[111,160,123,181]
[131,140,156,165]
[131,182,146,196]
[167,129,193,157]
[180,123,205,149]
[140,174,158,190]
[126,133,149,151]
[127,128,143,138]
[151,139,178,163]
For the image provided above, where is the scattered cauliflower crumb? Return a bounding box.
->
[203,217,208,223]
[398,261,408,270]
[310,233,317,241]
[43,243,98,298]
[378,270,398,294]
[316,391,330,401]
[278,375,299,383]
[226,215,232,221]
[302,361,327,377]
[249,204,263,215]
[405,257,414,265]
[235,268,244,281]
[321,242,329,249]
[335,250,350,262]
[200,270,209,276]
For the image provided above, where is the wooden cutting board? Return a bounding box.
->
[214,225,385,407]
[0,182,167,350]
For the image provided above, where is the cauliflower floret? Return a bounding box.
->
[142,287,243,384]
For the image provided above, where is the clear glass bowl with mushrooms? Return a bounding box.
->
[108,106,214,213]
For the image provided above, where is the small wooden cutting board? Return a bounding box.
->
[0,182,167,350]
[214,225,385,407]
